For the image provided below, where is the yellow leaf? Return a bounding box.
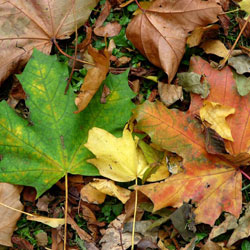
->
[80,184,106,204]
[90,179,131,204]
[187,24,220,48]
[239,0,250,15]
[27,215,65,228]
[200,101,235,141]
[200,40,229,58]
[85,125,149,182]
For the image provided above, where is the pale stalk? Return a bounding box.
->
[131,178,138,250]
[64,173,69,250]
[0,201,34,217]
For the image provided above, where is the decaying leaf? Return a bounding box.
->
[0,50,135,196]
[227,203,250,247]
[100,214,142,250]
[126,0,221,82]
[158,82,183,107]
[209,213,238,240]
[200,101,235,141]
[233,72,250,96]
[236,17,250,38]
[228,55,250,74]
[94,22,122,37]
[89,179,131,204]
[200,40,229,58]
[35,231,48,247]
[169,203,196,241]
[0,183,23,247]
[67,213,93,242]
[75,45,110,113]
[0,0,98,84]
[177,72,210,99]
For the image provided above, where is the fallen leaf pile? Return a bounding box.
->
[0,0,250,249]
[0,49,135,196]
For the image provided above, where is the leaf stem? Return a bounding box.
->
[219,8,240,15]
[135,0,145,12]
[52,38,95,66]
[0,201,34,217]
[131,178,138,250]
[64,1,78,95]
[218,15,250,69]
[64,173,69,250]
[240,169,250,181]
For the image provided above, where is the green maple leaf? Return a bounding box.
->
[0,49,135,196]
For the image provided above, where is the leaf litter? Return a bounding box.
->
[0,0,250,249]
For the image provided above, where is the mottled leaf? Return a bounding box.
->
[0,49,135,196]
[177,72,210,99]
[229,55,250,75]
[233,71,250,96]
[134,101,241,226]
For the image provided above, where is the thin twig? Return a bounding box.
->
[218,15,250,70]
[135,0,145,12]
[52,38,95,66]
[240,169,250,181]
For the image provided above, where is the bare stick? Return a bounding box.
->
[53,38,94,66]
[218,15,250,70]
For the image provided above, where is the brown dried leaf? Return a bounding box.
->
[94,22,122,37]
[67,214,93,242]
[227,203,250,247]
[209,213,238,240]
[81,183,106,204]
[0,183,23,247]
[0,0,98,85]
[237,17,250,38]
[36,194,55,212]
[126,0,222,82]
[75,45,110,113]
[11,236,34,250]
[94,0,112,28]
[158,82,183,107]
[78,26,92,52]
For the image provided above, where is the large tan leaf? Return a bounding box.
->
[126,0,222,82]
[0,0,98,84]
[0,183,23,247]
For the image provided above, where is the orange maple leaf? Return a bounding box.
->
[134,56,249,226]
